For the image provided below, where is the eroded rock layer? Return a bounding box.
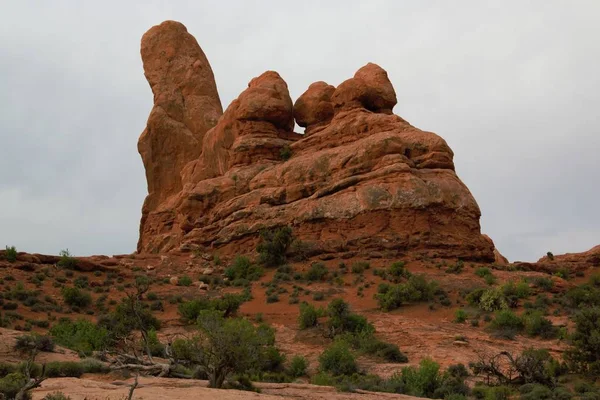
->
[137,21,495,261]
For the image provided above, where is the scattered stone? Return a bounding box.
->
[169,276,178,285]
[202,268,214,276]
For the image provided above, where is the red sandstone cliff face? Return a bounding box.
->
[137,21,495,261]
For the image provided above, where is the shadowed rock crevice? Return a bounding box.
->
[137,21,495,261]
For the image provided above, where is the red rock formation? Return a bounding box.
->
[137,21,223,251]
[482,234,509,265]
[137,21,495,261]
[538,245,600,267]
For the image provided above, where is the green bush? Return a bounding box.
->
[224,256,263,282]
[327,298,372,336]
[280,145,292,161]
[376,275,438,311]
[266,293,279,303]
[475,267,492,278]
[57,248,78,269]
[472,385,512,399]
[351,261,370,274]
[523,311,558,339]
[61,287,92,308]
[298,302,319,329]
[175,310,282,388]
[50,318,110,355]
[489,310,524,339]
[305,262,328,281]
[178,294,245,323]
[257,226,293,267]
[177,275,193,286]
[73,275,89,289]
[446,260,464,274]
[479,288,508,312]
[288,355,309,377]
[388,261,410,281]
[147,329,164,357]
[0,372,27,399]
[319,342,357,376]
[14,334,55,352]
[341,332,407,363]
[566,307,600,375]
[454,309,468,323]
[400,358,443,398]
[4,246,17,262]
[532,277,554,291]
[502,280,531,299]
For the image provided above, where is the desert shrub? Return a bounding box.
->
[454,309,468,323]
[57,248,78,269]
[61,287,92,308]
[147,329,164,357]
[532,277,554,291]
[327,298,372,336]
[502,280,530,299]
[340,332,407,363]
[224,256,263,282]
[257,226,293,267]
[566,278,600,309]
[43,392,72,400]
[0,372,28,399]
[351,261,370,274]
[565,307,600,375]
[472,385,512,399]
[266,293,279,303]
[280,145,292,161]
[3,302,18,310]
[319,342,357,376]
[50,318,110,354]
[554,267,570,280]
[305,262,328,282]
[173,310,281,388]
[4,246,17,262]
[260,345,286,373]
[376,275,437,311]
[73,275,89,289]
[177,293,245,323]
[273,264,293,282]
[298,302,319,329]
[399,358,444,398]
[446,260,464,274]
[475,267,493,278]
[489,309,524,339]
[479,288,508,312]
[177,275,193,286]
[288,355,309,377]
[523,311,558,339]
[388,261,411,281]
[97,296,161,343]
[14,334,55,353]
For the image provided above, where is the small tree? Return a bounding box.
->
[5,245,17,262]
[257,226,293,267]
[565,307,600,375]
[319,341,357,376]
[175,310,279,388]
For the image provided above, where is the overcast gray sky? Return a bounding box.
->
[1,1,598,261]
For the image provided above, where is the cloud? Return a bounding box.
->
[0,1,598,260]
